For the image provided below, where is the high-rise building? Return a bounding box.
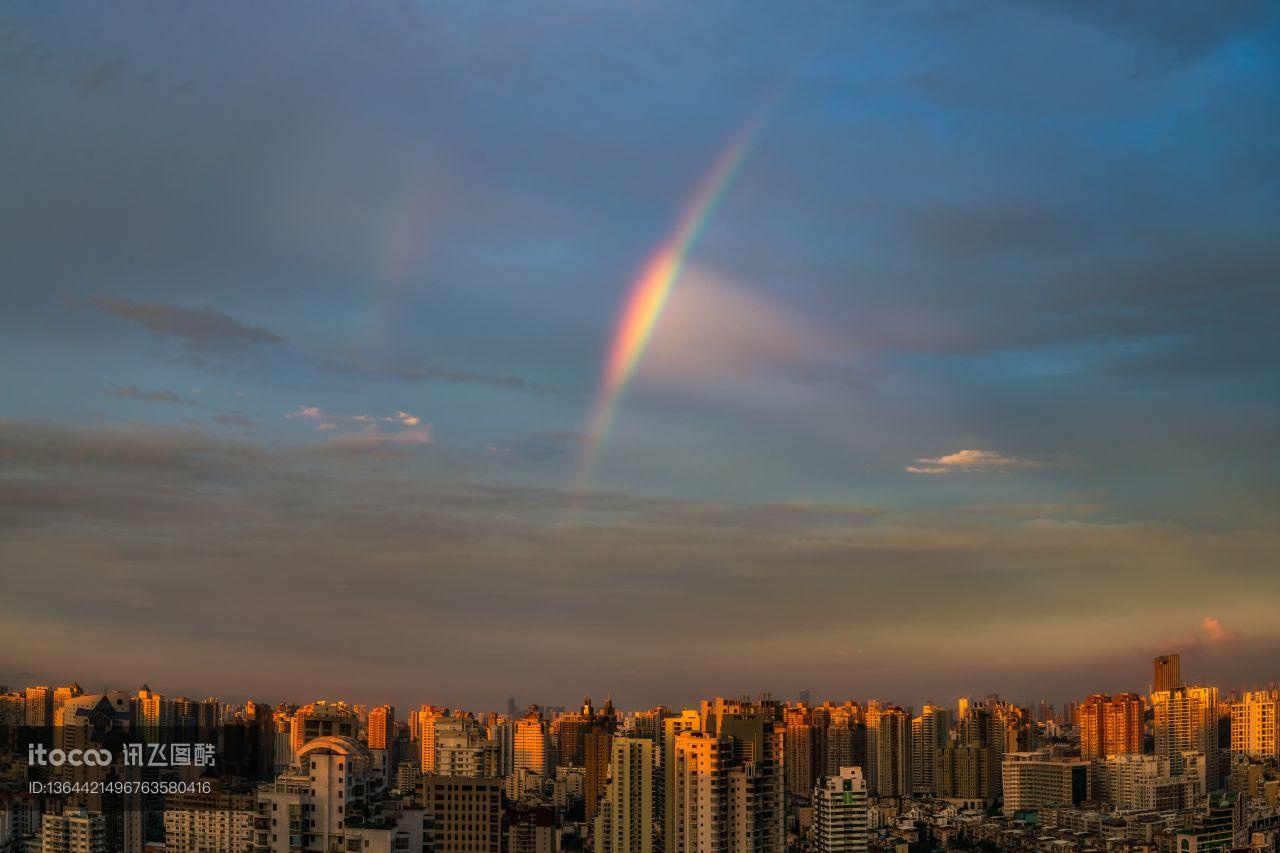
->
[367,705,394,751]
[1078,694,1142,760]
[813,766,868,853]
[25,686,52,727]
[584,729,613,823]
[670,731,732,852]
[1154,654,1182,693]
[1097,754,1204,812]
[290,701,358,754]
[514,708,550,779]
[418,705,448,773]
[594,737,655,853]
[435,715,498,777]
[505,803,559,853]
[935,743,1000,805]
[875,706,911,798]
[259,736,430,853]
[1001,751,1090,816]
[554,697,599,768]
[666,700,783,853]
[421,775,503,853]
[910,705,949,796]
[40,808,106,853]
[1152,685,1220,785]
[1229,690,1279,760]
[783,712,815,803]
[862,704,881,793]
[163,790,256,853]
[661,709,702,852]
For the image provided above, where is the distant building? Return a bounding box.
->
[514,708,550,779]
[40,808,106,853]
[910,705,949,796]
[367,704,394,751]
[1154,654,1182,693]
[874,706,910,798]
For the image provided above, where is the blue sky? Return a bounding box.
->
[1,1,1278,709]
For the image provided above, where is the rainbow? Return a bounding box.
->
[575,90,783,489]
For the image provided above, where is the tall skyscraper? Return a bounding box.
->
[1152,685,1220,785]
[367,704,394,751]
[667,701,784,853]
[418,705,448,772]
[875,706,910,798]
[1229,690,1279,760]
[515,707,550,779]
[25,685,52,727]
[910,705,949,796]
[661,709,703,852]
[669,731,732,853]
[594,737,656,853]
[1154,654,1182,693]
[435,714,498,777]
[584,729,613,824]
[1078,694,1142,760]
[813,766,868,853]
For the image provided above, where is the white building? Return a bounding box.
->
[163,790,256,853]
[594,737,655,853]
[1098,753,1204,812]
[39,809,106,853]
[256,735,429,853]
[1001,751,1090,815]
[813,766,868,853]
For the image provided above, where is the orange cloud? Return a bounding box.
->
[1161,616,1243,651]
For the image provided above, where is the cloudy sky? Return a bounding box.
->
[1,1,1278,712]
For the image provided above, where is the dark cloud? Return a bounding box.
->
[1014,0,1277,64]
[109,385,206,409]
[92,297,285,346]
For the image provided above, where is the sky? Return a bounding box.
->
[1,1,1278,713]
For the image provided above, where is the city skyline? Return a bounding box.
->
[2,2,1280,709]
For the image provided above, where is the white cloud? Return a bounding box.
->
[906,448,1058,475]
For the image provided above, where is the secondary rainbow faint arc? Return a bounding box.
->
[575,89,785,490]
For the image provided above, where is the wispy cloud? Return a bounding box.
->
[319,358,559,394]
[285,405,422,432]
[93,297,285,346]
[906,448,1061,475]
[310,425,432,459]
[209,410,255,430]
[110,385,206,409]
